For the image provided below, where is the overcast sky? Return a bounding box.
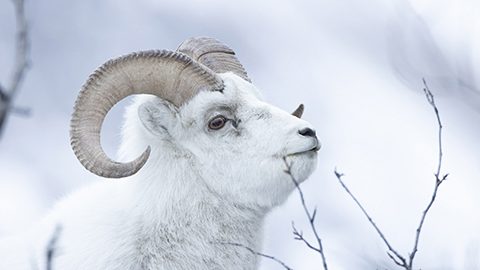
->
[0,0,479,269]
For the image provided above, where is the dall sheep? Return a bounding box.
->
[0,37,320,270]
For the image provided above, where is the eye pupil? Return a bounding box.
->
[209,116,226,130]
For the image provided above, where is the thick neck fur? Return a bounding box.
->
[131,159,264,270]
[115,119,266,270]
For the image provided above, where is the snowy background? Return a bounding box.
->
[0,0,479,269]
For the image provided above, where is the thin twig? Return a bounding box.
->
[407,79,448,268]
[0,86,9,133]
[334,170,407,268]
[335,79,448,270]
[46,225,62,270]
[0,0,31,136]
[8,0,30,99]
[221,242,293,270]
[283,157,328,270]
[291,221,321,253]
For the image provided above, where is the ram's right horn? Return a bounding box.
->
[70,50,224,179]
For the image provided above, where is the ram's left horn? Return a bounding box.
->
[292,104,304,118]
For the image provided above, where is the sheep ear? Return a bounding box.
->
[138,100,177,136]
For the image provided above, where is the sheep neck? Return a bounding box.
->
[129,157,266,269]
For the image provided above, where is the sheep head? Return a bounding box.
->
[70,37,319,207]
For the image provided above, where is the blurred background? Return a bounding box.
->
[0,0,479,269]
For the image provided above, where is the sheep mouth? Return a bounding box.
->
[287,145,320,157]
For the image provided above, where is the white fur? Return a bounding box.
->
[0,73,319,269]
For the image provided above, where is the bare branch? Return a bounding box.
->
[0,0,31,137]
[291,222,321,253]
[334,170,407,268]
[0,86,9,134]
[220,242,293,270]
[8,0,30,99]
[407,79,449,268]
[387,251,407,268]
[46,225,62,270]
[335,79,449,270]
[283,157,329,270]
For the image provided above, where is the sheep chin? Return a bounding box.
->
[284,151,318,184]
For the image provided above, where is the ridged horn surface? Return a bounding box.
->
[177,37,251,82]
[292,104,304,118]
[70,50,223,178]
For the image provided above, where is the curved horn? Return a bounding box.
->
[292,104,304,118]
[70,50,223,178]
[177,37,251,82]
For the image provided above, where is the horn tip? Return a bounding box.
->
[292,104,305,118]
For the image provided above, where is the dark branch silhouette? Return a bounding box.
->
[335,79,448,270]
[0,0,31,137]
[46,225,62,270]
[283,157,329,270]
[0,86,10,131]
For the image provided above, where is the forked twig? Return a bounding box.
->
[408,79,448,268]
[283,157,328,270]
[226,157,329,270]
[335,79,448,270]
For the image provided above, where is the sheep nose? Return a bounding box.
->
[298,127,317,138]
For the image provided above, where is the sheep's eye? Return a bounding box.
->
[208,115,227,130]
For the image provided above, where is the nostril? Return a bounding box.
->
[298,127,316,138]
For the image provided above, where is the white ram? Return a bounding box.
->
[0,37,320,270]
